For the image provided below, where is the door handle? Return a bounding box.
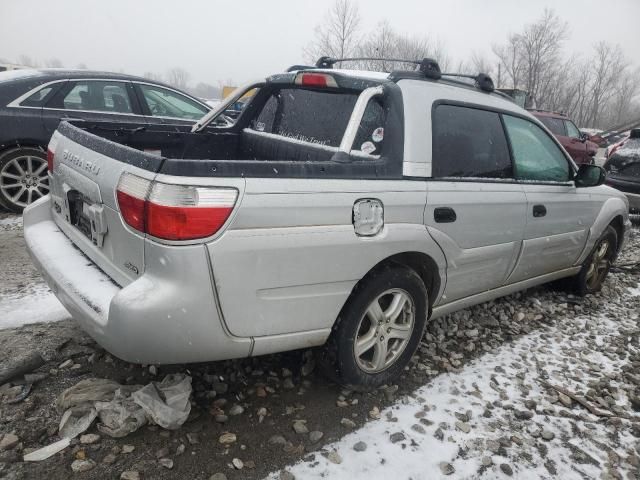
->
[533,205,547,217]
[434,207,456,223]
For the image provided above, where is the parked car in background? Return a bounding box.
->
[579,128,607,148]
[0,69,211,212]
[24,58,630,389]
[604,129,640,216]
[606,131,631,159]
[530,110,598,164]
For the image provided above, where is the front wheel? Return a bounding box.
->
[573,225,617,296]
[320,266,428,391]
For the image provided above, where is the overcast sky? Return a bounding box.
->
[2,0,639,88]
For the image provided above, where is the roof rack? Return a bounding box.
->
[309,56,495,94]
[314,56,442,79]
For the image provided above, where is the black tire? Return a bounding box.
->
[573,225,617,296]
[0,147,49,213]
[319,266,428,391]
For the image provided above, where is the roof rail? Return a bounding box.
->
[290,56,497,95]
[314,56,442,79]
[439,72,495,93]
[286,64,316,72]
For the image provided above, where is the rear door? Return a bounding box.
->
[503,114,596,283]
[42,79,146,134]
[424,104,526,304]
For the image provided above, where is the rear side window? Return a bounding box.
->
[538,116,565,136]
[61,81,133,113]
[20,85,54,107]
[432,105,512,178]
[251,88,360,148]
[503,115,570,182]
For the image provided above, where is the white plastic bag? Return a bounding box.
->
[132,374,192,430]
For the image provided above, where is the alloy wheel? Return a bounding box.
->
[353,288,415,373]
[0,155,49,208]
[585,238,611,291]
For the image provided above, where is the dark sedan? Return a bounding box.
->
[604,129,640,217]
[0,69,211,212]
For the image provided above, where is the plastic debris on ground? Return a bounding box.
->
[132,374,192,430]
[24,374,192,461]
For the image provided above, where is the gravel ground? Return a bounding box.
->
[0,212,639,480]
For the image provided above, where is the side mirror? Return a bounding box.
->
[574,164,606,188]
[579,132,588,142]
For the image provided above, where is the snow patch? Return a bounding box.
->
[269,305,639,480]
[0,284,69,330]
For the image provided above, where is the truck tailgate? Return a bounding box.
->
[48,122,163,286]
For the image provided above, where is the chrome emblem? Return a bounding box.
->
[62,149,101,176]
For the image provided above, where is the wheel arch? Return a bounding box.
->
[609,214,625,256]
[354,251,442,317]
[0,141,47,157]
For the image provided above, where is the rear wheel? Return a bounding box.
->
[320,266,428,390]
[0,147,49,213]
[573,225,617,296]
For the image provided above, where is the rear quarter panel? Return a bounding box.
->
[206,178,445,338]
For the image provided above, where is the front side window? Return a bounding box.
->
[565,120,581,139]
[432,104,512,178]
[62,81,132,113]
[538,116,565,136]
[503,115,570,182]
[139,84,208,120]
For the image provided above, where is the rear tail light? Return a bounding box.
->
[294,72,338,88]
[116,173,237,241]
[47,131,61,172]
[116,173,151,232]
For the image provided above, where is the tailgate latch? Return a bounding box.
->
[85,204,108,247]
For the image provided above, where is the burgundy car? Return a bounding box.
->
[530,110,598,164]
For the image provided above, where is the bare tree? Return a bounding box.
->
[303,0,361,63]
[190,82,222,100]
[143,71,164,82]
[586,42,627,126]
[608,67,640,125]
[18,54,38,67]
[352,22,450,72]
[354,20,397,71]
[166,67,191,90]
[492,35,523,90]
[44,58,63,68]
[516,9,567,105]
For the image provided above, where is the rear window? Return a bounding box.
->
[250,88,384,152]
[537,116,565,136]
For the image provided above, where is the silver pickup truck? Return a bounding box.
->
[24,58,631,389]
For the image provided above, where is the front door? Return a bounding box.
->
[425,104,527,304]
[502,115,594,283]
[564,119,587,164]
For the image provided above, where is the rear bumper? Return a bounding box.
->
[23,196,251,364]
